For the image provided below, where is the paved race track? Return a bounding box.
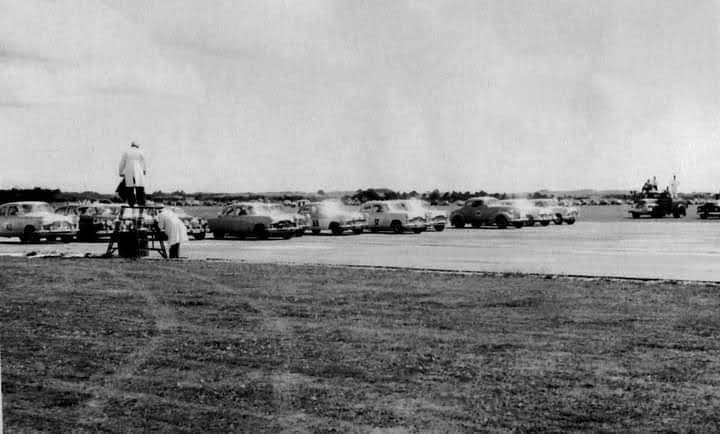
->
[2,218,720,281]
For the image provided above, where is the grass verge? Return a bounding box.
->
[2,257,720,432]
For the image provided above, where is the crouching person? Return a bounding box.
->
[157,207,189,259]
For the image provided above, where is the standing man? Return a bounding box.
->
[670,174,679,199]
[157,207,188,259]
[118,142,147,206]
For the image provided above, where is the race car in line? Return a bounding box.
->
[450,197,527,229]
[300,200,366,235]
[359,200,427,233]
[396,199,447,231]
[208,202,297,240]
[497,199,553,227]
[532,198,579,225]
[0,201,77,243]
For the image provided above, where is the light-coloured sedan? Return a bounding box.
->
[300,200,366,235]
[0,201,77,242]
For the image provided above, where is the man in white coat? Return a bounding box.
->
[118,142,147,206]
[157,208,189,259]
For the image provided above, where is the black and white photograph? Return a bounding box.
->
[2,0,720,431]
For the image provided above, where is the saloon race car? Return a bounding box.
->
[450,197,527,229]
[397,199,447,231]
[208,202,297,240]
[300,200,366,235]
[359,200,427,233]
[0,201,77,242]
[533,198,579,225]
[498,199,553,227]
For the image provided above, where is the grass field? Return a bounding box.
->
[3,258,720,432]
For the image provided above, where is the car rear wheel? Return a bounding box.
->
[525,216,535,227]
[254,225,269,240]
[565,218,576,225]
[212,230,225,240]
[352,228,364,234]
[540,221,550,226]
[391,221,404,234]
[451,216,465,228]
[412,228,423,234]
[330,223,344,235]
[281,232,293,240]
[512,222,524,228]
[495,215,508,229]
[554,214,563,225]
[20,226,40,243]
[311,229,321,235]
[700,213,708,220]
[434,225,445,232]
[631,212,640,219]
[194,232,206,240]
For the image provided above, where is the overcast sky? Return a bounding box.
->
[2,0,719,193]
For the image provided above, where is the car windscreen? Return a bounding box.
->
[25,203,53,214]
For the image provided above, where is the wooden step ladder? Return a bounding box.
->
[105,205,167,259]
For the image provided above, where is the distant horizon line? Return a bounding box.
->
[2,185,716,196]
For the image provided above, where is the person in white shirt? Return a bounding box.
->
[157,208,189,259]
[670,174,679,199]
[118,142,147,206]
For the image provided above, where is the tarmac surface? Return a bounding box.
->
[2,215,720,282]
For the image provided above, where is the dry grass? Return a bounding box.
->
[2,257,720,432]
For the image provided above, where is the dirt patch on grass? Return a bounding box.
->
[3,258,720,431]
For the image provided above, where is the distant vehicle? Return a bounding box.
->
[300,201,366,235]
[208,202,297,240]
[629,192,687,219]
[449,197,527,229]
[533,199,579,225]
[697,195,720,219]
[168,207,209,240]
[610,199,625,205]
[359,200,427,233]
[0,201,77,243]
[498,199,553,227]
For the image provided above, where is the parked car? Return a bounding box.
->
[168,207,209,240]
[208,202,297,240]
[0,201,77,242]
[300,200,366,235]
[498,199,553,227]
[397,199,447,231]
[697,195,720,219]
[533,198,579,225]
[449,197,527,229]
[359,200,427,233]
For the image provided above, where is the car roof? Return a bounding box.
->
[1,201,50,206]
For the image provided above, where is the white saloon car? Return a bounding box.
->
[0,201,77,242]
[359,200,427,233]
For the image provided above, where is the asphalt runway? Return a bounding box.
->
[3,217,720,281]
